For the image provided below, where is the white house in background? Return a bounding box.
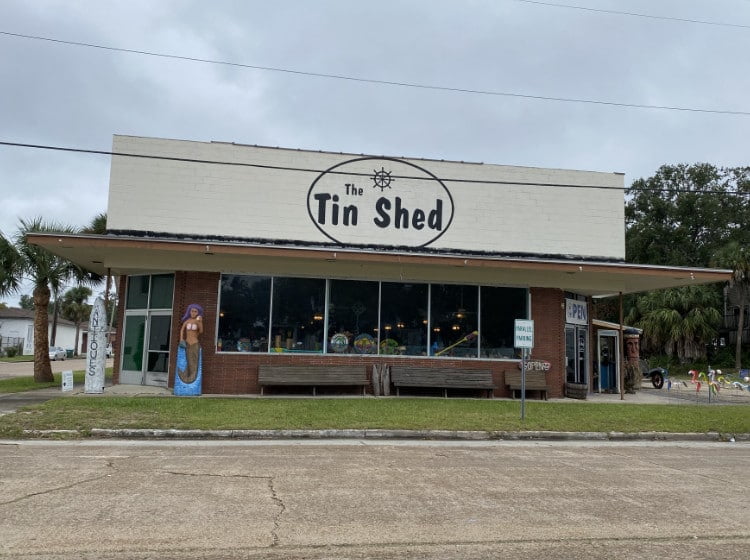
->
[0,308,84,355]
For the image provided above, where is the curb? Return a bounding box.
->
[18,428,749,442]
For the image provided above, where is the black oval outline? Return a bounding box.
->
[306,156,455,248]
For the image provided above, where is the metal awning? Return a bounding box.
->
[27,233,732,297]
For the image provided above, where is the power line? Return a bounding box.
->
[1,30,749,116]
[512,0,750,29]
[1,139,748,196]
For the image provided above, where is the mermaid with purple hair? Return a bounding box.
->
[179,303,204,384]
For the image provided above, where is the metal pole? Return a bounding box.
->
[619,291,625,400]
[521,347,527,420]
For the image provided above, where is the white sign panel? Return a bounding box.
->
[107,136,626,259]
[566,298,588,326]
[61,370,73,392]
[514,319,534,349]
[85,297,107,394]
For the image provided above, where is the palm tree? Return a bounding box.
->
[60,286,93,357]
[716,241,750,369]
[626,286,721,363]
[82,213,107,234]
[0,218,100,382]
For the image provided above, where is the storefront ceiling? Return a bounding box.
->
[27,233,732,298]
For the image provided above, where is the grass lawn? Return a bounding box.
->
[0,397,747,438]
[0,369,113,393]
[0,355,34,363]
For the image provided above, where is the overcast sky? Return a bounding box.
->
[1,0,749,304]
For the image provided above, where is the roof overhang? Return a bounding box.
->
[27,233,732,298]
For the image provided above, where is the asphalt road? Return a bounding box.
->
[1,440,748,559]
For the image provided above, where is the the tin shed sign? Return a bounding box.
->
[307,157,454,248]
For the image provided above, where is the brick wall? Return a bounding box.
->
[529,287,566,399]
[169,274,567,397]
[115,272,568,397]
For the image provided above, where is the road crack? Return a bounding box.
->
[0,459,117,506]
[161,471,286,546]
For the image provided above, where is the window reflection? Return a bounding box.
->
[217,274,528,359]
[272,277,326,353]
[480,286,526,359]
[218,275,271,352]
[380,282,428,356]
[327,280,379,354]
[430,285,479,357]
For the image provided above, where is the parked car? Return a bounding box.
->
[49,346,66,361]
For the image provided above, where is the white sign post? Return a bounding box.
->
[514,319,535,420]
[85,297,107,394]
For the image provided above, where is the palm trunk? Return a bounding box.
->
[735,304,745,370]
[74,324,80,357]
[33,284,54,383]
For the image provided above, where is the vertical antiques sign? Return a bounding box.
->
[85,297,107,394]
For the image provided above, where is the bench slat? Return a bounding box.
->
[258,365,369,395]
[390,366,494,397]
[504,371,549,400]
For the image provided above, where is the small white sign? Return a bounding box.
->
[514,319,534,349]
[61,370,74,392]
[566,298,588,326]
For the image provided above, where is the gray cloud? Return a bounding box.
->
[1,0,749,302]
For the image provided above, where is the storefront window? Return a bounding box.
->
[380,282,428,356]
[126,276,150,309]
[327,280,379,354]
[217,274,525,360]
[430,284,479,358]
[149,274,174,309]
[125,274,174,310]
[479,286,527,358]
[218,275,271,352]
[271,277,326,353]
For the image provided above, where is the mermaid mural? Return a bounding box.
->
[174,303,204,396]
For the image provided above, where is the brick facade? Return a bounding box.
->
[115,272,570,397]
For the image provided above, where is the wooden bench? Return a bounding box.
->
[389,366,494,398]
[258,365,369,396]
[504,371,549,400]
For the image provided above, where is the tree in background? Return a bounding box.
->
[626,286,721,363]
[626,164,750,267]
[620,164,750,363]
[60,286,92,357]
[0,218,100,382]
[19,294,34,310]
[715,241,750,369]
[82,213,107,235]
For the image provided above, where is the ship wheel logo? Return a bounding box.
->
[371,166,394,191]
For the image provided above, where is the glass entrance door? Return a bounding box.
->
[144,313,171,387]
[120,312,171,387]
[565,325,589,386]
[120,314,146,385]
[597,331,620,393]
